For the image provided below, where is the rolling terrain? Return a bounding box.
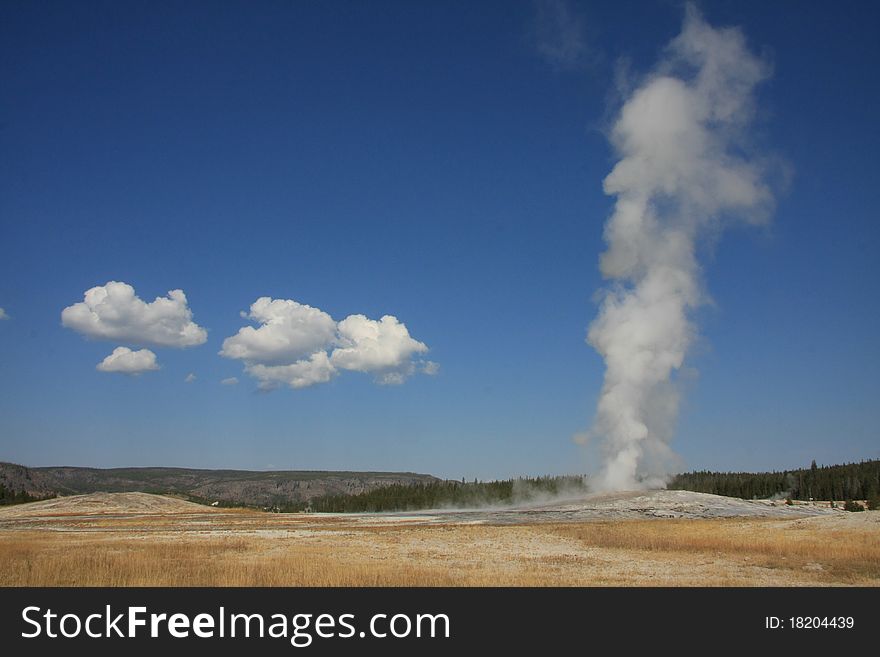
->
[0,462,438,507]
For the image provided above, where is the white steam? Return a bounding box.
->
[583,6,776,491]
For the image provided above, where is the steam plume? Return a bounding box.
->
[584,6,775,490]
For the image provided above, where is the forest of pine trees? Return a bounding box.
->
[279,461,880,513]
[667,459,880,502]
[0,482,52,506]
[276,475,589,513]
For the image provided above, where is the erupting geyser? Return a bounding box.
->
[582,5,778,491]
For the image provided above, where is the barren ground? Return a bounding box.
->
[1,491,877,586]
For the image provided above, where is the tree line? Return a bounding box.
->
[276,475,589,513]
[667,459,880,503]
[279,460,880,513]
[0,482,54,506]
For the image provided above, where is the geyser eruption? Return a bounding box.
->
[584,6,776,491]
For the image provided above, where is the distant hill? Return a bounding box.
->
[0,462,439,508]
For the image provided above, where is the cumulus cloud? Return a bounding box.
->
[184,373,197,383]
[0,307,8,320]
[96,347,159,375]
[221,377,239,385]
[219,297,336,364]
[246,351,336,390]
[221,298,434,390]
[62,281,207,348]
[331,315,428,374]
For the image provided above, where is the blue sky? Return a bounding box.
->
[0,1,877,479]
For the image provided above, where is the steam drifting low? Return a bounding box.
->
[582,6,777,491]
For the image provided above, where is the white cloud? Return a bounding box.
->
[246,351,336,390]
[96,347,159,375]
[221,377,239,385]
[331,315,428,375]
[221,298,434,390]
[421,360,440,376]
[220,297,336,364]
[0,307,8,320]
[184,373,197,383]
[62,281,207,348]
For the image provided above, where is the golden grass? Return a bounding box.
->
[548,518,880,584]
[0,533,471,587]
[1,515,877,587]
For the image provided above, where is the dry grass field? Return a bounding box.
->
[1,492,877,586]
